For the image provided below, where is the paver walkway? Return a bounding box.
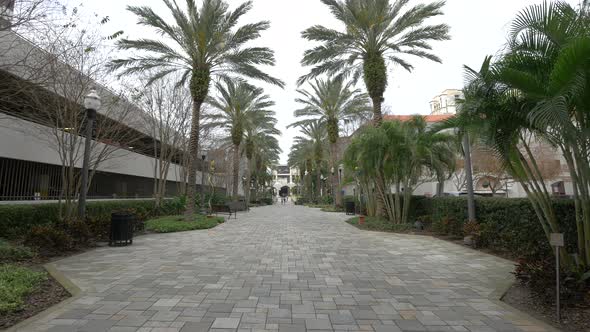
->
[19,204,552,332]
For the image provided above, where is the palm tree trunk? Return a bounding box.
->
[330,141,339,207]
[184,99,203,220]
[371,96,383,125]
[316,161,322,202]
[245,158,252,207]
[184,70,209,221]
[363,53,387,126]
[232,143,240,200]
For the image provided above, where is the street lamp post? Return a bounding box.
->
[200,150,207,214]
[338,165,343,205]
[78,89,101,219]
[462,132,476,221]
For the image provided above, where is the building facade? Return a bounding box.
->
[0,29,230,201]
[429,89,463,115]
[341,89,573,199]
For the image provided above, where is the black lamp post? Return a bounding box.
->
[200,150,207,213]
[78,89,101,219]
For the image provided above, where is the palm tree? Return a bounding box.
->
[251,144,280,201]
[111,0,284,219]
[449,1,590,270]
[244,123,281,204]
[204,79,275,200]
[291,120,327,202]
[288,139,315,202]
[289,75,371,206]
[299,0,450,124]
[344,116,455,223]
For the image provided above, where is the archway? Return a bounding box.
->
[279,186,289,197]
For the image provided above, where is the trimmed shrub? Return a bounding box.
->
[0,239,35,262]
[0,200,172,239]
[145,215,224,233]
[427,197,576,260]
[259,197,273,205]
[24,225,74,255]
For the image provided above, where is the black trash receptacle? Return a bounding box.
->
[345,201,355,215]
[109,212,134,246]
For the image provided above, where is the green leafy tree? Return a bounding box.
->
[244,118,281,204]
[204,79,275,200]
[452,1,590,272]
[344,116,455,223]
[111,0,284,219]
[289,120,327,202]
[299,0,450,124]
[289,75,370,206]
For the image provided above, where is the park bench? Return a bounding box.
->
[211,204,235,219]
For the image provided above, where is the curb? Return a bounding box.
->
[489,279,562,332]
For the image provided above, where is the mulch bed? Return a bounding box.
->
[502,282,590,332]
[0,268,71,330]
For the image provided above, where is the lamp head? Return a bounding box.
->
[84,89,101,111]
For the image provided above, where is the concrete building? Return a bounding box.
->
[341,89,573,199]
[271,165,299,196]
[0,29,230,201]
[429,89,463,115]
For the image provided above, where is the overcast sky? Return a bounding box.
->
[76,0,578,164]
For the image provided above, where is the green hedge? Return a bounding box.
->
[0,199,182,238]
[421,197,576,259]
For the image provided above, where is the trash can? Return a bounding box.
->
[109,212,134,246]
[345,201,356,215]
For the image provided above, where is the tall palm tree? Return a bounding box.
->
[298,0,450,124]
[251,142,280,201]
[111,0,284,219]
[204,79,275,200]
[244,123,281,204]
[289,75,371,205]
[291,120,327,202]
[288,138,315,202]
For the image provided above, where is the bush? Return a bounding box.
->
[320,195,334,205]
[195,193,227,209]
[145,215,224,233]
[346,216,414,233]
[294,198,307,205]
[427,197,576,260]
[259,197,273,205]
[0,240,35,262]
[0,265,46,314]
[24,225,74,255]
[0,200,175,240]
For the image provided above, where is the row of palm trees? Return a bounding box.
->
[203,78,281,203]
[289,0,451,204]
[287,76,371,204]
[108,0,453,218]
[110,0,285,219]
[451,1,590,274]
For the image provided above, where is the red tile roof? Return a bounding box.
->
[383,114,454,123]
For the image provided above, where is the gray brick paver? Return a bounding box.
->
[19,204,551,332]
